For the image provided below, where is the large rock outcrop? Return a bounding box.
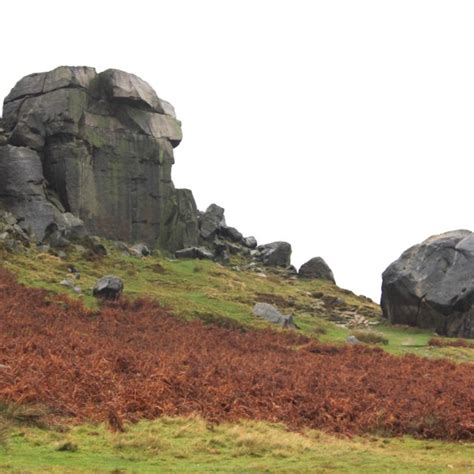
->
[381,230,474,338]
[1,66,198,250]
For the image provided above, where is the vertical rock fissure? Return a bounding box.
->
[0,66,200,250]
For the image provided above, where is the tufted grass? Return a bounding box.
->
[0,416,473,473]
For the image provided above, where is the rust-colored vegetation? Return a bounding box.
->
[429,337,474,349]
[0,269,472,440]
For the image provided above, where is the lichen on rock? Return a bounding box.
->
[0,66,198,250]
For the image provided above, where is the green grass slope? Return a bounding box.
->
[1,240,473,362]
[1,417,473,473]
[0,240,473,473]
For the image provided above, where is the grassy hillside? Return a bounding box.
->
[2,417,473,473]
[1,240,473,363]
[0,240,473,473]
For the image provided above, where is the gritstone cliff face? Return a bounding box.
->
[1,66,337,284]
[0,66,198,251]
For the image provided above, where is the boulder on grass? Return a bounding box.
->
[381,230,474,338]
[252,302,297,329]
[130,243,151,257]
[298,257,335,283]
[93,275,123,300]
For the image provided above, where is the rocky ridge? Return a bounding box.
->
[0,66,335,282]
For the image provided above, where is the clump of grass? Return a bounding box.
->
[0,402,47,428]
[55,441,78,452]
[312,325,327,336]
[351,329,389,345]
[0,419,9,447]
[220,421,314,457]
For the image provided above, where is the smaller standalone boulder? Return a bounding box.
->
[243,236,257,249]
[252,302,297,329]
[175,246,215,260]
[93,275,124,300]
[298,257,335,283]
[346,335,361,345]
[256,241,292,267]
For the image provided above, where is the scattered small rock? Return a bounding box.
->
[346,313,370,329]
[130,243,151,257]
[252,302,298,329]
[346,335,361,345]
[60,279,75,289]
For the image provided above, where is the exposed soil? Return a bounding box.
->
[0,269,472,440]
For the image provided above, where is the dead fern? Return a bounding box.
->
[0,268,472,440]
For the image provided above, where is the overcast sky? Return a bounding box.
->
[2,1,474,300]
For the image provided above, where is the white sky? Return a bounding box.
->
[2,1,474,301]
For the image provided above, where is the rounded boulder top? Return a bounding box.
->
[381,229,474,338]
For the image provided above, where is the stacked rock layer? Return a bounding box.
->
[1,66,198,250]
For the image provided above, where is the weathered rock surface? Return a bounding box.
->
[252,302,297,329]
[381,230,474,338]
[243,236,257,249]
[199,204,226,239]
[219,226,243,243]
[255,241,292,267]
[0,211,31,250]
[0,145,62,240]
[93,275,124,300]
[298,257,335,283]
[130,243,151,257]
[1,66,198,249]
[1,66,298,273]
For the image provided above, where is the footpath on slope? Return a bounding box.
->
[0,269,472,440]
